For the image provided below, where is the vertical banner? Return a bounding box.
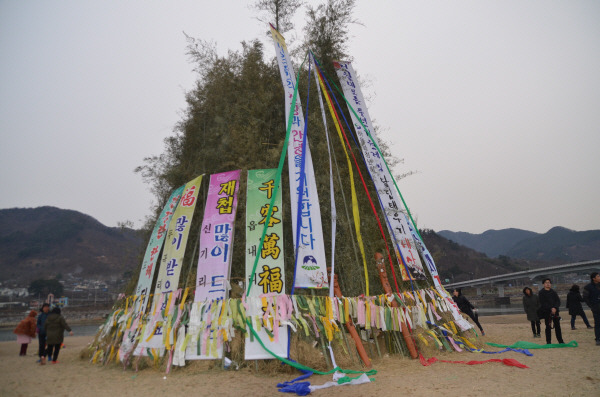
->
[271,26,328,289]
[134,185,185,311]
[186,170,240,360]
[194,170,241,302]
[334,61,426,281]
[155,175,203,294]
[134,175,204,357]
[119,185,184,360]
[245,169,288,360]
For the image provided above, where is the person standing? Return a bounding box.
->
[13,310,37,356]
[538,278,565,344]
[36,303,50,362]
[566,284,592,330]
[583,272,600,346]
[452,288,485,335]
[522,287,541,338]
[43,307,73,364]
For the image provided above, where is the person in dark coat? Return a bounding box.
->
[452,288,484,335]
[538,278,565,344]
[566,284,592,330]
[36,303,50,362]
[582,271,600,346]
[522,287,541,338]
[43,307,73,364]
[13,310,37,356]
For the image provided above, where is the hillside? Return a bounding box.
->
[438,228,538,258]
[507,226,600,262]
[0,207,143,285]
[420,229,531,283]
[3,207,594,289]
[438,227,600,262]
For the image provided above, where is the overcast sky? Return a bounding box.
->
[1,1,599,234]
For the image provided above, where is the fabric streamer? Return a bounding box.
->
[310,373,371,393]
[246,318,377,377]
[424,321,532,356]
[277,370,372,396]
[419,354,529,369]
[314,64,369,295]
[277,366,313,396]
[487,340,578,349]
[465,346,533,357]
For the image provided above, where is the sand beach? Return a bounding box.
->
[0,313,597,397]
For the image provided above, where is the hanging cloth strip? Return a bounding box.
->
[314,58,419,291]
[313,61,369,295]
[310,53,337,298]
[315,62,421,242]
[315,57,407,295]
[317,58,403,292]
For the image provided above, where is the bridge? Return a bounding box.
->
[443,259,600,297]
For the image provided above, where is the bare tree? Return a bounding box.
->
[251,0,304,35]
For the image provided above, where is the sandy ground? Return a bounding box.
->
[0,313,598,397]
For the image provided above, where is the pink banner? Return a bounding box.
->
[194,170,241,302]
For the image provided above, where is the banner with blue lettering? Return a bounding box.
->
[271,26,328,289]
[334,61,426,281]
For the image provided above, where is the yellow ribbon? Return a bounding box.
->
[91,350,102,364]
[316,69,369,296]
[181,333,192,352]
[179,287,190,310]
[145,321,162,342]
[427,330,442,348]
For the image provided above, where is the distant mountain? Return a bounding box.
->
[438,228,538,258]
[507,227,600,262]
[420,229,531,282]
[0,206,143,285]
[438,227,600,262]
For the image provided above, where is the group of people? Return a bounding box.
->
[450,271,600,347]
[522,272,600,345]
[13,303,73,364]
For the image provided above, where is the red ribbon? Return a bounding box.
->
[419,354,529,369]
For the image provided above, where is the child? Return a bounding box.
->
[14,310,37,356]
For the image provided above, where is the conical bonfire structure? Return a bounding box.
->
[84,25,482,377]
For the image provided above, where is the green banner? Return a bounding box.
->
[245,169,287,360]
[246,169,285,296]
